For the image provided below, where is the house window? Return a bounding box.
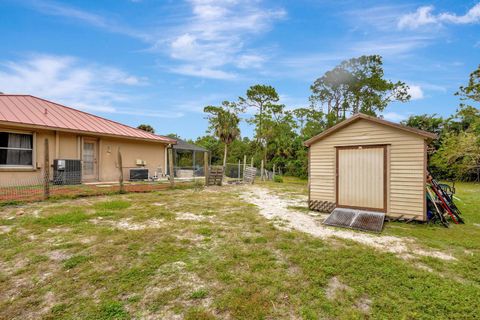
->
[0,132,34,166]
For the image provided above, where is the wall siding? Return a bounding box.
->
[99,137,167,182]
[0,124,167,187]
[309,119,426,220]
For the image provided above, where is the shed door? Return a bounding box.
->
[337,146,386,212]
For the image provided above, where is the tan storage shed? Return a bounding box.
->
[304,113,437,221]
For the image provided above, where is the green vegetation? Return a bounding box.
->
[94,200,131,211]
[34,208,89,226]
[63,255,90,269]
[174,58,479,182]
[190,289,208,299]
[136,124,155,134]
[204,101,242,168]
[402,105,480,181]
[97,301,129,320]
[0,179,479,319]
[273,175,284,183]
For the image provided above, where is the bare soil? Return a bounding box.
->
[240,186,456,261]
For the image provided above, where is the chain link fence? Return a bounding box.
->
[0,171,191,205]
[0,143,204,205]
[224,162,277,182]
[0,142,283,205]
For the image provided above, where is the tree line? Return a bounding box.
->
[139,55,480,182]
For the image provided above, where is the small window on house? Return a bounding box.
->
[0,132,33,166]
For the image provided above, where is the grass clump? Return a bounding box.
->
[97,301,129,320]
[95,200,131,211]
[184,307,215,320]
[197,227,213,236]
[34,208,89,226]
[190,288,208,299]
[63,255,90,269]
[0,200,24,207]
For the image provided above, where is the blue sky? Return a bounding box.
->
[0,0,479,139]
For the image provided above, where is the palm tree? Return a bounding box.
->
[204,101,241,168]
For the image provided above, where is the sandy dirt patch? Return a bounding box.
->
[240,186,456,261]
[90,217,164,230]
[175,212,209,221]
[136,260,214,319]
[355,296,372,314]
[0,225,12,234]
[47,250,71,261]
[325,276,352,300]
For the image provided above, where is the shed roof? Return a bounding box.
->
[172,138,208,152]
[304,113,437,147]
[0,95,176,144]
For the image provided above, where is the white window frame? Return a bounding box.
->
[0,129,36,170]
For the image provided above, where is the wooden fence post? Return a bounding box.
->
[260,160,264,181]
[273,164,276,179]
[238,160,241,180]
[168,147,175,187]
[117,148,125,193]
[204,152,209,186]
[243,155,247,178]
[43,138,50,200]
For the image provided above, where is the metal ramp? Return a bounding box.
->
[323,208,385,233]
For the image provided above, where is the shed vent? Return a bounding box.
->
[323,208,385,233]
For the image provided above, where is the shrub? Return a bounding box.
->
[273,175,283,183]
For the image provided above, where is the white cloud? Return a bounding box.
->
[278,94,307,110]
[346,5,412,31]
[161,0,286,79]
[25,0,150,41]
[439,3,480,24]
[351,36,431,56]
[236,54,266,69]
[419,83,447,92]
[170,65,236,80]
[407,85,424,100]
[383,112,408,122]
[398,3,480,30]
[0,54,163,115]
[398,6,438,30]
[24,0,285,80]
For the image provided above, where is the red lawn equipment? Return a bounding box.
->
[426,187,449,227]
[427,172,464,225]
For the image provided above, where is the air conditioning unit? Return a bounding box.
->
[53,159,82,185]
[130,168,148,181]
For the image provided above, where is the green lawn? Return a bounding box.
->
[0,179,479,319]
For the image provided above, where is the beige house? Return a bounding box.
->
[0,95,176,187]
[304,113,437,221]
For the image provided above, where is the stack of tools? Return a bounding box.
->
[426,172,464,227]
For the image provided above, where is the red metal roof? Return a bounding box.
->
[0,95,176,144]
